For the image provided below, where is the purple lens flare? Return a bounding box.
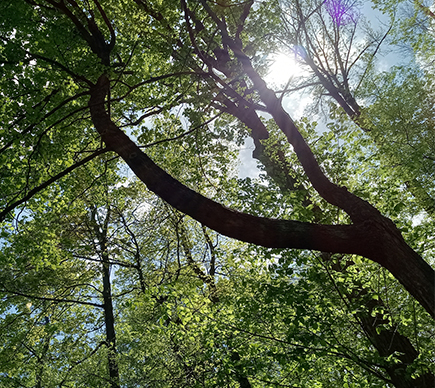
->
[324,0,359,26]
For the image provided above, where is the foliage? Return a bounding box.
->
[0,0,434,387]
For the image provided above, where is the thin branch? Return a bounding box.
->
[58,341,106,387]
[92,0,116,49]
[138,111,223,149]
[354,24,393,92]
[0,287,103,308]
[0,148,108,222]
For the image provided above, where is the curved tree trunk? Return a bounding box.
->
[88,74,434,319]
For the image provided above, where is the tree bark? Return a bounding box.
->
[91,208,120,388]
[232,98,435,386]
[88,74,434,319]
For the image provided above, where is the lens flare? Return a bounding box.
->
[324,0,358,26]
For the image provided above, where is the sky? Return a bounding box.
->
[237,0,408,180]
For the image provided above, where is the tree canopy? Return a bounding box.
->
[0,0,434,387]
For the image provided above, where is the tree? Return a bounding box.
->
[89,0,433,317]
[1,0,434,386]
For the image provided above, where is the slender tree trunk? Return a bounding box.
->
[101,252,120,388]
[91,208,120,388]
[230,352,252,388]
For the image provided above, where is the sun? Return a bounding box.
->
[266,51,307,86]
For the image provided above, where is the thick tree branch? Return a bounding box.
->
[88,75,369,253]
[88,74,434,318]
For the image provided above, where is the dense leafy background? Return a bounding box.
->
[0,0,434,387]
